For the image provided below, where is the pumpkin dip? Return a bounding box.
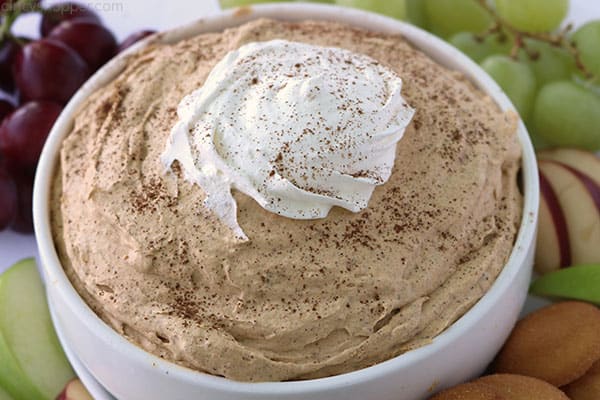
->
[51,19,522,382]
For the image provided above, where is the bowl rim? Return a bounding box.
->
[34,2,539,393]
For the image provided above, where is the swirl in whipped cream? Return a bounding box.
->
[161,39,414,240]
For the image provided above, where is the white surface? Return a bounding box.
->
[12,0,222,41]
[34,4,538,400]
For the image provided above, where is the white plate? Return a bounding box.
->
[48,294,116,400]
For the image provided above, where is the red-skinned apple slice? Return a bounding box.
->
[560,163,600,214]
[536,184,564,274]
[537,168,571,273]
[539,160,600,267]
[538,148,600,185]
[56,379,93,400]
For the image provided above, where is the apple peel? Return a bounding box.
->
[539,170,571,268]
[530,264,600,305]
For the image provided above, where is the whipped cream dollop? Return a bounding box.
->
[161,39,414,240]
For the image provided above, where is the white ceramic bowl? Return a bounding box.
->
[34,3,539,400]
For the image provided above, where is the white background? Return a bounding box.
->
[1,0,599,274]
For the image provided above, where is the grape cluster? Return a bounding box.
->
[221,0,600,152]
[0,1,155,234]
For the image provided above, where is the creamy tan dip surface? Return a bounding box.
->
[51,19,522,382]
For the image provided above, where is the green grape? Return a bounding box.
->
[406,0,428,29]
[572,20,600,80]
[423,0,492,38]
[449,32,512,63]
[481,55,536,121]
[220,0,281,8]
[518,39,575,88]
[533,81,600,151]
[494,0,568,33]
[335,0,407,20]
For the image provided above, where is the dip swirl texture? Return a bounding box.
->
[51,19,522,382]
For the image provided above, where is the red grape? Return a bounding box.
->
[49,20,117,71]
[11,171,33,233]
[0,37,21,93]
[119,30,156,53]
[13,39,91,104]
[0,161,18,231]
[0,101,62,171]
[0,99,14,121]
[40,2,100,37]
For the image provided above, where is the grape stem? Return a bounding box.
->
[0,0,42,43]
[0,10,17,43]
[476,0,595,81]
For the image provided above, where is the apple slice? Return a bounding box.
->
[530,264,600,305]
[539,160,600,268]
[536,168,571,273]
[56,379,93,400]
[538,148,600,185]
[0,259,74,400]
[535,184,565,274]
[0,386,14,400]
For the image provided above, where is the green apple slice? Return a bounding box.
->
[530,264,600,305]
[0,386,15,400]
[0,258,74,400]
